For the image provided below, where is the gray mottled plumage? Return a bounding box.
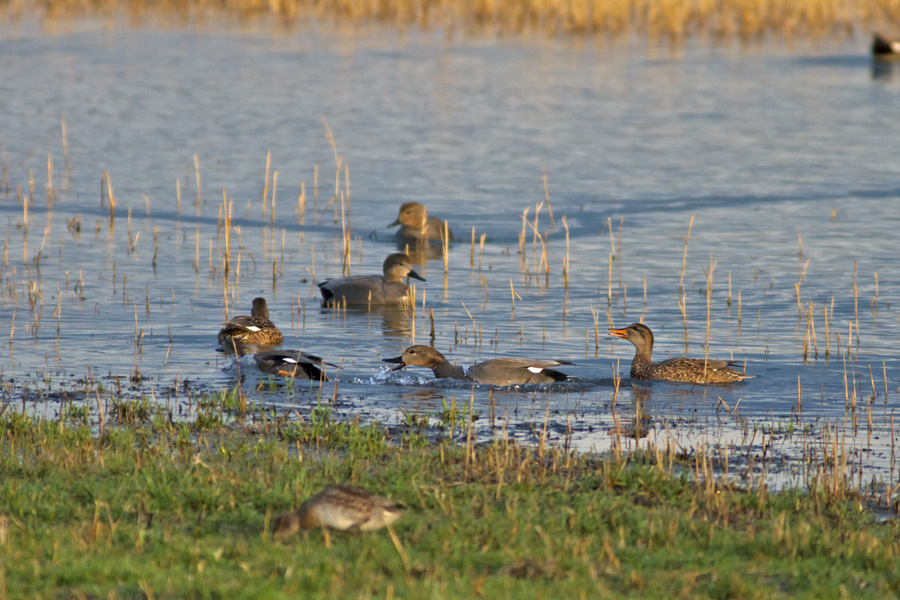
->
[318,253,425,307]
[384,345,572,386]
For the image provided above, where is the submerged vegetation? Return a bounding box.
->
[1,407,899,598]
[3,0,900,39]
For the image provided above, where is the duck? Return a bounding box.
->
[388,202,454,242]
[253,350,334,380]
[608,323,749,384]
[872,33,900,56]
[217,297,283,352]
[272,484,404,541]
[383,345,572,386]
[318,253,425,307]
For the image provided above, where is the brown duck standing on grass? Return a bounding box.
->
[608,323,750,384]
[253,350,334,381]
[272,484,404,541]
[217,297,283,352]
[388,201,455,242]
[383,345,572,386]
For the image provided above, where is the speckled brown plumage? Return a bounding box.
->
[272,484,404,541]
[609,323,749,384]
[218,297,283,352]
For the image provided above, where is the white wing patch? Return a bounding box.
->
[283,357,297,364]
[527,366,543,374]
[246,326,261,332]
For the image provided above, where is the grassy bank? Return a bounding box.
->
[4,0,899,39]
[0,405,898,599]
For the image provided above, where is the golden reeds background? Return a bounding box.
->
[2,0,899,38]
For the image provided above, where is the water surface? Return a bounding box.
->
[2,18,900,493]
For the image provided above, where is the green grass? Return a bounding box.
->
[0,409,898,599]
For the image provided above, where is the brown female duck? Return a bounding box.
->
[217,297,283,352]
[388,202,454,242]
[608,323,749,384]
[273,484,404,541]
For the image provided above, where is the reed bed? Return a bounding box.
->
[10,0,900,40]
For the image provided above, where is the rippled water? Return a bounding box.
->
[2,17,900,492]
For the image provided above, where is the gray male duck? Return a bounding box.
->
[388,202,454,242]
[383,345,572,386]
[318,253,425,307]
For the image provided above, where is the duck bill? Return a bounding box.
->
[406,270,426,282]
[608,327,628,339]
[382,356,407,371]
[387,218,401,228]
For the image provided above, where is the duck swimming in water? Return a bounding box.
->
[872,33,900,56]
[217,297,283,352]
[383,345,572,386]
[388,202,454,243]
[253,349,333,380]
[318,253,425,307]
[608,323,749,384]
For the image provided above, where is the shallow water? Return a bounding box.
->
[2,17,900,494]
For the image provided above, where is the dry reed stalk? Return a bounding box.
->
[873,272,879,310]
[22,186,27,231]
[296,181,306,223]
[261,151,271,219]
[679,216,694,291]
[797,231,802,256]
[808,301,818,358]
[509,279,521,317]
[176,179,181,216]
[479,234,486,270]
[853,261,859,345]
[222,190,232,276]
[193,154,201,208]
[271,171,278,224]
[104,172,116,224]
[589,305,599,354]
[797,375,802,414]
[46,153,53,205]
[540,167,555,229]
[607,253,613,306]
[531,202,542,270]
[61,116,71,190]
[823,305,830,358]
[701,258,716,378]
[561,215,570,290]
[340,191,350,276]
[442,221,450,273]
[518,207,529,263]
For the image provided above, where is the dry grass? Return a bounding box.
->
[3,0,899,39]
